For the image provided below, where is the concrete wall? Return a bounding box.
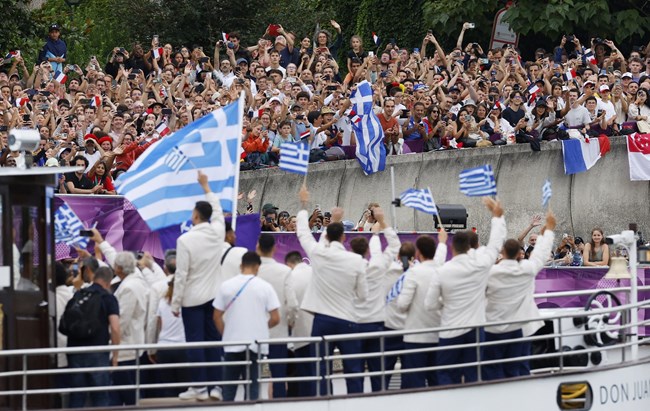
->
[238,137,650,242]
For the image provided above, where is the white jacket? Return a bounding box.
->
[172,192,225,312]
[486,230,555,336]
[289,262,314,349]
[297,210,367,322]
[217,245,248,292]
[426,216,506,339]
[355,227,401,324]
[396,243,448,344]
[258,257,298,339]
[114,271,156,362]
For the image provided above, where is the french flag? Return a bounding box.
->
[527,83,540,95]
[5,51,19,60]
[90,95,101,107]
[627,133,650,180]
[564,68,577,82]
[152,47,164,59]
[54,70,67,84]
[372,32,380,46]
[584,49,597,65]
[249,108,264,119]
[561,135,611,175]
[14,97,28,107]
[156,121,171,137]
[345,108,361,124]
[492,101,503,111]
[222,32,229,43]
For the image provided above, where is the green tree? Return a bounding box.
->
[0,0,43,67]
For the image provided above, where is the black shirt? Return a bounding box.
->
[64,172,94,191]
[67,283,120,347]
[502,106,526,128]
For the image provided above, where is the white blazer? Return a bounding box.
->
[258,257,299,339]
[297,210,367,322]
[172,192,225,312]
[114,271,155,362]
[486,230,555,336]
[426,216,506,339]
[396,243,448,344]
[355,227,401,324]
[290,262,314,349]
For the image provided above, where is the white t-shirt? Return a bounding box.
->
[213,274,280,354]
[564,105,591,128]
[156,299,186,344]
[83,150,101,172]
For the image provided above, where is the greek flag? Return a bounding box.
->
[400,188,438,215]
[54,203,89,248]
[115,95,244,230]
[386,273,406,304]
[459,165,497,197]
[350,81,386,175]
[542,179,552,208]
[279,141,309,175]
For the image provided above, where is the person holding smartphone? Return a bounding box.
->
[402,102,429,142]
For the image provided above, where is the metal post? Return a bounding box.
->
[135,349,141,406]
[22,355,27,411]
[247,348,252,401]
[390,166,398,230]
[315,341,321,397]
[380,335,386,391]
[629,240,639,360]
[558,320,564,371]
[475,327,482,382]
[325,340,331,396]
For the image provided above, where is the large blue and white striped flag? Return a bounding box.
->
[459,165,498,197]
[542,179,552,208]
[115,96,244,230]
[400,188,438,215]
[279,141,309,175]
[350,81,386,175]
[54,203,89,248]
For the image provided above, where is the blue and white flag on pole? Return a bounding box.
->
[279,141,309,175]
[542,179,552,208]
[459,165,497,197]
[54,203,89,248]
[115,96,244,230]
[400,188,438,215]
[385,273,406,304]
[350,81,386,175]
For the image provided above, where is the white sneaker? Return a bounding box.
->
[210,387,223,401]
[178,387,209,401]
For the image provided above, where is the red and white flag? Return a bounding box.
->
[372,32,380,46]
[627,133,650,180]
[299,129,311,140]
[492,101,503,111]
[249,108,264,119]
[90,95,101,107]
[54,70,67,84]
[345,108,361,124]
[584,49,597,65]
[156,121,171,137]
[153,47,164,59]
[222,32,229,43]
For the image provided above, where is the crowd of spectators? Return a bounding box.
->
[2,23,650,184]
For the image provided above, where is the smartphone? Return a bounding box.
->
[119,47,126,53]
[427,29,433,35]
[79,230,93,237]
[65,64,75,71]
[80,98,91,105]
[368,51,374,58]
[480,58,489,64]
[413,48,419,54]
[205,72,212,80]
[597,109,603,116]
[162,108,172,115]
[399,109,410,119]
[152,35,159,45]
[326,85,337,91]
[128,73,137,80]
[286,76,296,83]
[464,114,472,121]
[296,114,304,120]
[38,103,49,110]
[315,204,321,211]
[22,114,30,122]
[467,23,476,29]
[324,212,332,218]
[379,71,388,78]
[199,57,209,63]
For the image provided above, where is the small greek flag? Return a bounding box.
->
[54,203,89,248]
[459,165,497,197]
[279,141,309,175]
[164,146,189,174]
[542,179,552,208]
[400,188,438,215]
[385,273,406,304]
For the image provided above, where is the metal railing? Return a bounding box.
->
[0,288,649,409]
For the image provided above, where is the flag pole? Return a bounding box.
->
[390,166,398,230]
[428,186,444,229]
[231,92,246,230]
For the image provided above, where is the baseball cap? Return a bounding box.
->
[622,72,633,79]
[49,23,61,32]
[236,58,248,65]
[599,84,610,92]
[584,80,596,87]
[262,203,279,212]
[320,106,335,115]
[574,236,584,245]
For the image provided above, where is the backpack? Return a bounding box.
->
[59,288,105,339]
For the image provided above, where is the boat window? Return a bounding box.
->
[12,206,41,291]
[557,381,593,410]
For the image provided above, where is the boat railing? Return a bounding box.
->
[0,288,649,409]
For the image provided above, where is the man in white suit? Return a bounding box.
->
[296,184,367,395]
[397,231,447,388]
[425,197,506,385]
[256,233,298,398]
[171,171,225,401]
[483,211,556,380]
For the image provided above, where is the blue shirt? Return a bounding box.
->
[405,117,429,141]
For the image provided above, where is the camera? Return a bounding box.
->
[79,230,93,237]
[8,129,40,151]
[227,42,235,49]
[567,35,574,42]
[594,38,603,44]
[605,231,636,247]
[464,114,472,121]
[199,57,209,63]
[597,109,604,117]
